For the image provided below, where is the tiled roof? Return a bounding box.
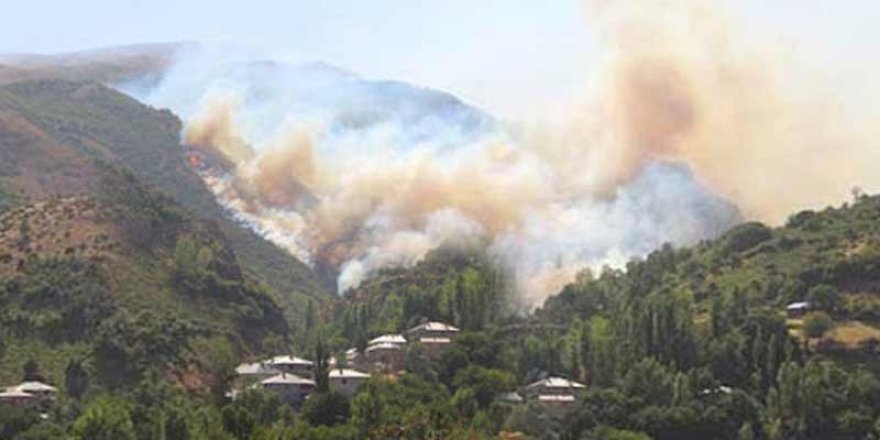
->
[369,334,407,346]
[268,355,314,366]
[235,362,280,376]
[329,369,370,379]
[407,321,460,333]
[786,301,811,310]
[525,376,586,390]
[13,381,57,393]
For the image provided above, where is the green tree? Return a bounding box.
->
[581,426,652,440]
[72,397,137,440]
[65,358,89,400]
[806,284,841,314]
[621,358,673,407]
[314,337,330,393]
[305,299,316,335]
[351,388,386,436]
[586,316,616,386]
[0,406,40,439]
[803,312,833,341]
[504,401,558,439]
[22,359,44,382]
[204,337,238,405]
[221,406,255,440]
[452,366,515,408]
[302,391,351,426]
[405,343,438,383]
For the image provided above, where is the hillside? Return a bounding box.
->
[0,43,184,86]
[331,245,509,343]
[0,162,289,391]
[0,78,339,393]
[541,193,880,327]
[0,79,330,326]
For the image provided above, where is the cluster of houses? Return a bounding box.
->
[0,320,591,416]
[0,380,58,407]
[231,320,589,415]
[232,321,463,405]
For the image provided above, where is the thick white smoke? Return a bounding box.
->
[126,45,739,308]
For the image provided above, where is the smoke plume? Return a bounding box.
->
[575,0,879,221]
[125,0,877,306]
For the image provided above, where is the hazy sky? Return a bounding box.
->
[2,0,877,117]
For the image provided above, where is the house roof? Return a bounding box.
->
[235,362,280,376]
[786,301,811,310]
[497,392,524,403]
[13,381,57,393]
[369,334,407,346]
[329,369,370,379]
[525,376,586,390]
[0,389,35,399]
[407,321,460,334]
[261,374,315,386]
[699,385,734,396]
[268,355,314,367]
[366,342,404,352]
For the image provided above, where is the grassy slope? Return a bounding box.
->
[0,80,330,325]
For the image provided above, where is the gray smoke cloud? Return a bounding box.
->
[122,41,743,308]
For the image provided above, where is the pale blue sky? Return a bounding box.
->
[2,1,877,116]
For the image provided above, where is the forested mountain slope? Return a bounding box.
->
[0,78,336,394]
[0,80,330,323]
[541,193,880,325]
[0,163,289,391]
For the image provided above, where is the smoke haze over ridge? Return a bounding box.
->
[126,0,877,306]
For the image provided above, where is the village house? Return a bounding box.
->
[365,341,406,372]
[0,381,57,407]
[349,333,409,372]
[332,348,369,372]
[260,373,315,406]
[328,368,371,397]
[233,361,281,390]
[268,355,315,378]
[523,376,586,416]
[368,334,407,347]
[786,301,813,318]
[406,321,460,341]
[406,321,459,358]
[11,381,57,401]
[495,391,524,406]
